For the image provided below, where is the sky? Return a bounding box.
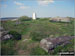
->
[0,0,74,18]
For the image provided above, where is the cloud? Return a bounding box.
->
[3,4,7,7]
[14,1,29,9]
[19,6,29,9]
[14,1,24,6]
[38,0,54,6]
[0,0,6,1]
[0,4,7,8]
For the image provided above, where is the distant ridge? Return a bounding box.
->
[0,17,19,21]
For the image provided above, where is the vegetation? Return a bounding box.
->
[8,31,22,40]
[1,40,17,55]
[19,16,31,21]
[31,46,48,55]
[1,16,74,55]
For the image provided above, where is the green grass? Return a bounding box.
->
[1,18,74,55]
[1,40,17,55]
[31,46,48,55]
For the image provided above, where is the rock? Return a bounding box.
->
[1,34,13,40]
[40,36,74,53]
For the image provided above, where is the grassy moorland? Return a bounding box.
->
[1,17,75,55]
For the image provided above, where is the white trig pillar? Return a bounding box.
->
[32,12,36,20]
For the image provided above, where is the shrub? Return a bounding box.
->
[8,31,21,40]
[19,16,31,21]
[53,46,62,54]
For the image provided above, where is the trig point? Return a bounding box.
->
[32,12,36,20]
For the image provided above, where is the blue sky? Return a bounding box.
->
[0,0,74,18]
